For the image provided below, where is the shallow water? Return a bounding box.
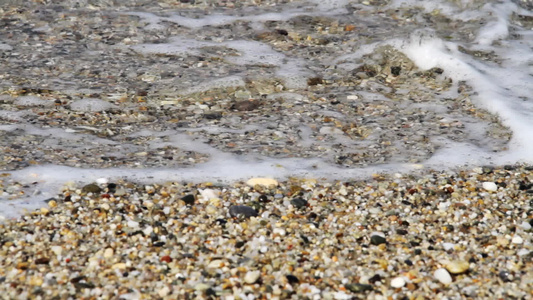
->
[0,0,532,218]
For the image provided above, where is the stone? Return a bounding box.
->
[370,234,387,245]
[290,198,308,209]
[445,260,469,274]
[511,235,523,244]
[390,277,406,288]
[82,183,101,194]
[244,270,261,284]
[181,194,195,205]
[246,178,278,187]
[345,283,373,293]
[434,268,452,284]
[482,182,498,192]
[229,205,258,218]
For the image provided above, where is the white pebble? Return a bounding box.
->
[158,286,170,297]
[104,248,114,258]
[434,268,452,284]
[390,277,406,288]
[246,177,279,187]
[482,182,497,192]
[244,270,261,284]
[127,220,140,228]
[519,221,531,231]
[511,235,523,244]
[51,245,63,256]
[442,243,455,251]
[517,249,530,256]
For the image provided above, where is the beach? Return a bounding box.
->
[0,0,532,298]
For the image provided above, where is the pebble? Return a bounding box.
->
[511,235,523,244]
[246,178,279,187]
[434,268,453,284]
[290,198,308,209]
[181,194,195,205]
[370,234,387,245]
[390,277,406,288]
[345,283,373,293]
[482,182,498,191]
[82,183,102,194]
[244,270,261,284]
[229,205,258,218]
[445,260,469,274]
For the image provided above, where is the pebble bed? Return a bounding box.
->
[1,166,532,299]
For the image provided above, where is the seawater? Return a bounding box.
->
[0,0,532,218]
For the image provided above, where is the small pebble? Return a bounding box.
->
[370,234,387,245]
[246,177,278,187]
[244,270,261,284]
[390,277,406,288]
[434,268,452,284]
[445,260,469,274]
[511,235,523,244]
[290,198,308,209]
[482,182,497,192]
[229,205,258,218]
[345,283,373,293]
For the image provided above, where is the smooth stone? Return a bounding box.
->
[390,277,406,288]
[511,235,523,244]
[482,182,498,192]
[285,274,299,284]
[345,283,373,293]
[181,194,195,205]
[290,198,308,209]
[104,248,114,258]
[82,183,101,194]
[207,260,224,269]
[229,205,258,218]
[442,243,455,251]
[370,234,387,245]
[246,178,278,187]
[244,270,261,284]
[434,268,452,284]
[445,260,469,274]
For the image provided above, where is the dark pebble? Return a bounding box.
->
[498,270,514,282]
[258,194,269,202]
[82,183,101,194]
[232,100,262,111]
[396,229,408,235]
[35,257,50,265]
[229,205,258,218]
[203,112,222,120]
[307,77,323,86]
[290,198,308,209]
[370,234,386,245]
[345,283,373,293]
[235,241,246,248]
[368,274,382,283]
[390,66,401,76]
[181,194,195,205]
[285,274,299,284]
[215,218,227,226]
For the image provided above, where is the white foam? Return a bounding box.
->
[70,98,118,112]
